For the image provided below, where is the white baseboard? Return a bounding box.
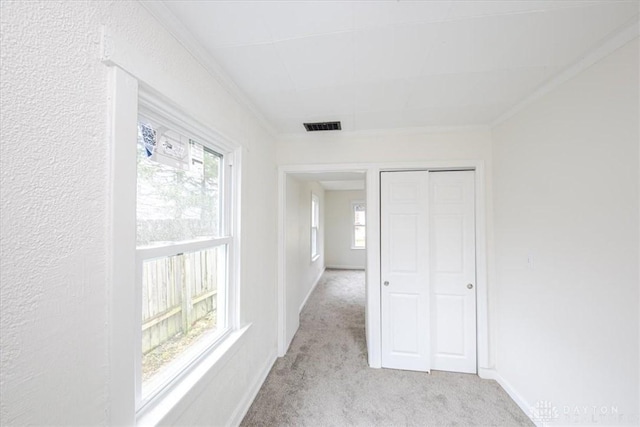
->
[227,350,277,427]
[299,267,325,313]
[326,264,365,270]
[479,368,539,427]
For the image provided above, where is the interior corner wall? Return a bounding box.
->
[492,38,639,424]
[0,2,277,425]
[325,190,366,269]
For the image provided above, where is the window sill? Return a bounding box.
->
[351,247,366,250]
[136,323,252,426]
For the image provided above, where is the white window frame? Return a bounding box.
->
[134,104,238,412]
[107,66,246,425]
[351,200,366,250]
[311,193,319,262]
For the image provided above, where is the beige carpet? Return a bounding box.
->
[242,269,533,427]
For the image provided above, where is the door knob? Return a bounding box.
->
[467,283,474,289]
[384,281,390,286]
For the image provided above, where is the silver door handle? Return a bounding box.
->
[384,281,389,286]
[467,283,474,289]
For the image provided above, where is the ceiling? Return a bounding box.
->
[159,1,639,135]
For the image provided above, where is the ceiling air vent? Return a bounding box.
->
[303,121,342,132]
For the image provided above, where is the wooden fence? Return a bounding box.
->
[141,248,220,354]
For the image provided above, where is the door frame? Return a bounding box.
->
[277,164,369,356]
[277,160,490,374]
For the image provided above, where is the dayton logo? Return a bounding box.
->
[530,400,559,424]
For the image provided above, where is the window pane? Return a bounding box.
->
[354,203,366,225]
[141,245,226,399]
[311,228,317,257]
[137,123,222,247]
[311,196,319,227]
[354,225,366,248]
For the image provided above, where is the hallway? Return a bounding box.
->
[242,269,531,426]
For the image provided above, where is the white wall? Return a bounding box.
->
[283,176,325,348]
[299,181,326,309]
[278,128,496,368]
[0,2,277,425]
[284,176,303,348]
[278,128,492,166]
[325,190,366,269]
[492,39,639,424]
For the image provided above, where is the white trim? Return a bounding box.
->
[478,369,539,427]
[299,267,326,314]
[137,324,253,427]
[138,89,239,153]
[101,26,246,152]
[492,19,640,127]
[277,164,369,359]
[326,265,366,271]
[136,237,233,261]
[474,163,490,370]
[230,148,243,331]
[477,367,496,380]
[138,3,277,138]
[365,168,381,368]
[103,42,246,424]
[277,168,287,357]
[227,350,277,427]
[107,66,138,427]
[134,86,242,412]
[277,160,489,372]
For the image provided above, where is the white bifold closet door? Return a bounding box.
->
[380,170,476,374]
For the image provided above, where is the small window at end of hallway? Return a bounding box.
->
[352,201,366,249]
[311,193,319,261]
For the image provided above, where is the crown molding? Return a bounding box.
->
[140,1,278,137]
[141,2,637,137]
[491,17,640,128]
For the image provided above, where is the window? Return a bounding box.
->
[135,113,235,410]
[311,194,319,261]
[352,201,366,249]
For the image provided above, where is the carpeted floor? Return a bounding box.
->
[241,269,533,427]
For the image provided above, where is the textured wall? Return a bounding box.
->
[1,1,277,425]
[1,2,110,425]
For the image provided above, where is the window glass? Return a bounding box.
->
[137,124,222,247]
[136,120,230,406]
[140,245,226,399]
[353,202,366,248]
[311,194,319,259]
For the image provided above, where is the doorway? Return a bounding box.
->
[278,169,367,356]
[380,170,477,374]
[278,161,489,373]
